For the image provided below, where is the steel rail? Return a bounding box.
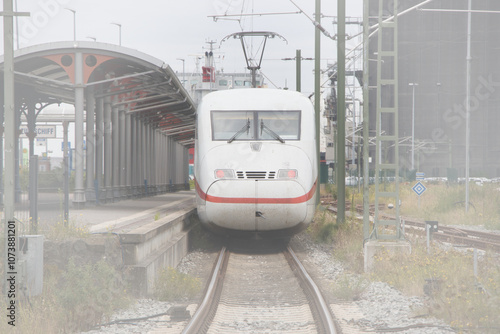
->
[324,196,500,252]
[402,225,500,252]
[285,246,337,334]
[399,219,500,252]
[182,247,229,334]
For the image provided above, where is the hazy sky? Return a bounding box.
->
[5,0,363,94]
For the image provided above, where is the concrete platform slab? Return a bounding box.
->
[89,194,195,234]
[33,190,195,232]
[50,190,197,296]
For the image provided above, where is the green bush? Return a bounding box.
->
[331,273,368,301]
[57,258,130,331]
[325,183,337,201]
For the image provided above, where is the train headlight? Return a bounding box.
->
[278,169,298,179]
[214,169,236,179]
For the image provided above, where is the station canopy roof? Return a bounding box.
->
[0,41,195,146]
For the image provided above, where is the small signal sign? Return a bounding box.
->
[412,181,427,196]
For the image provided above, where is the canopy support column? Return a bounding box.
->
[95,97,104,204]
[104,96,113,202]
[112,105,120,200]
[85,88,95,203]
[73,51,86,208]
[125,112,132,198]
[119,109,126,198]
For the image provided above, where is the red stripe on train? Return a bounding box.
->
[195,178,317,204]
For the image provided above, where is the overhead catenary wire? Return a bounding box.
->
[210,0,438,90]
[322,0,438,88]
[288,0,336,40]
[258,69,279,89]
[208,11,301,22]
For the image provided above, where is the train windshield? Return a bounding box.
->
[211,110,300,142]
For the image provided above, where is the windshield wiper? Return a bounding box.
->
[260,120,285,143]
[227,118,251,143]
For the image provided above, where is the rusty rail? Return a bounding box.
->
[285,246,338,334]
[324,195,500,252]
[182,247,229,334]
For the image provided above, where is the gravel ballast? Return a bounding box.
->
[83,232,455,334]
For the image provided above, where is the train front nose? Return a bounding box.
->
[204,179,309,232]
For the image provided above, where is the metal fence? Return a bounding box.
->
[13,156,66,235]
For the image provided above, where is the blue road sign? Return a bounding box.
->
[61,141,71,150]
[412,181,427,196]
[416,172,425,180]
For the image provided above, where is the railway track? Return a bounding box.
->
[400,219,500,252]
[182,246,337,334]
[326,200,500,252]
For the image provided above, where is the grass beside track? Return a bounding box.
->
[312,183,500,333]
[327,181,500,230]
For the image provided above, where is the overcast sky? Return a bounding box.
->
[5,0,363,94]
[2,0,364,158]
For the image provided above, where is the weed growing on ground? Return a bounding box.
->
[331,273,368,301]
[308,208,500,332]
[370,241,500,332]
[324,183,337,201]
[0,259,130,333]
[399,182,500,229]
[154,267,202,302]
[312,209,336,243]
[46,218,89,241]
[56,258,131,331]
[346,182,500,230]
[308,208,364,272]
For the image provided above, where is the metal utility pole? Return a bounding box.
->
[363,0,370,239]
[177,58,185,87]
[409,82,418,170]
[314,0,321,205]
[336,0,346,223]
[465,0,471,212]
[420,0,481,213]
[296,49,301,92]
[65,8,76,41]
[111,22,122,46]
[2,0,29,296]
[3,0,16,227]
[2,1,15,297]
[373,0,401,240]
[282,50,313,92]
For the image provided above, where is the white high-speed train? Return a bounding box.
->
[194,88,317,238]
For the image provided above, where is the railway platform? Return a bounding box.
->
[85,190,195,234]
[44,190,197,296]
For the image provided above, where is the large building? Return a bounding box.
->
[369,0,500,178]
